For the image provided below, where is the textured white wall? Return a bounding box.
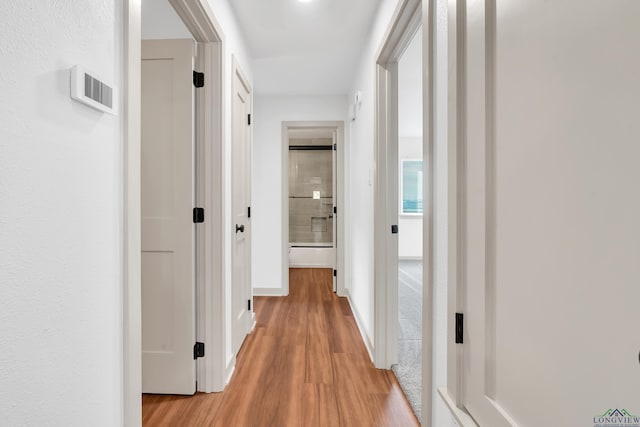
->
[0,1,123,425]
[252,95,347,292]
[346,0,399,346]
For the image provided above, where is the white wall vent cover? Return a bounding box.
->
[70,65,118,115]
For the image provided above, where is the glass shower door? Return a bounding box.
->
[289,146,333,247]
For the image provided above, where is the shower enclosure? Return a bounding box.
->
[288,137,335,268]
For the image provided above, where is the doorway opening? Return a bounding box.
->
[288,131,336,276]
[373,0,436,424]
[393,24,424,420]
[125,1,227,421]
[281,122,345,296]
[141,36,197,395]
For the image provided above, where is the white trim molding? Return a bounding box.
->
[439,387,478,427]
[446,0,464,411]
[252,287,287,297]
[122,1,141,425]
[169,0,227,394]
[224,357,236,386]
[422,1,435,424]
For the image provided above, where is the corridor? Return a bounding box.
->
[142,269,419,426]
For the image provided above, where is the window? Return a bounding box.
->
[400,159,423,215]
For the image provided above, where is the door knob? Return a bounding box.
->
[236,224,245,233]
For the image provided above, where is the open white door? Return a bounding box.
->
[231,59,253,356]
[141,39,196,395]
[457,1,640,425]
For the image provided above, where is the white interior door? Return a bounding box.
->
[460,1,640,425]
[141,39,196,395]
[231,61,252,356]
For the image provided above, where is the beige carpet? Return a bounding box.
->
[392,260,423,422]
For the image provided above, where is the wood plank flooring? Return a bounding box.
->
[142,268,419,427]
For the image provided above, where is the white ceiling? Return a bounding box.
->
[230,0,382,95]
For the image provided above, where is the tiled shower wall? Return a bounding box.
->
[289,144,333,245]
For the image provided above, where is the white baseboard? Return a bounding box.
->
[344,290,375,364]
[288,264,334,268]
[224,357,236,386]
[438,387,477,427]
[249,312,256,331]
[399,256,422,261]
[252,287,286,296]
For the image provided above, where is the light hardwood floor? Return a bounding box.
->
[142,268,419,426]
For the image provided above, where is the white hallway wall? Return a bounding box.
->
[142,0,254,370]
[252,95,347,293]
[346,0,398,356]
[0,1,123,425]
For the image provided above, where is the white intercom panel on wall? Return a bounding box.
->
[70,65,118,115]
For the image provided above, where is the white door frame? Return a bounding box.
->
[373,0,435,423]
[123,0,227,424]
[122,2,142,425]
[437,2,477,426]
[437,3,485,425]
[281,121,346,297]
[435,1,475,425]
[439,0,466,420]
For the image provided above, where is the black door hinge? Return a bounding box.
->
[455,313,464,344]
[247,114,251,125]
[333,206,337,215]
[391,224,398,234]
[333,143,337,151]
[248,206,251,218]
[193,71,204,88]
[333,269,337,277]
[194,342,205,359]
[248,299,251,311]
[193,207,204,223]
